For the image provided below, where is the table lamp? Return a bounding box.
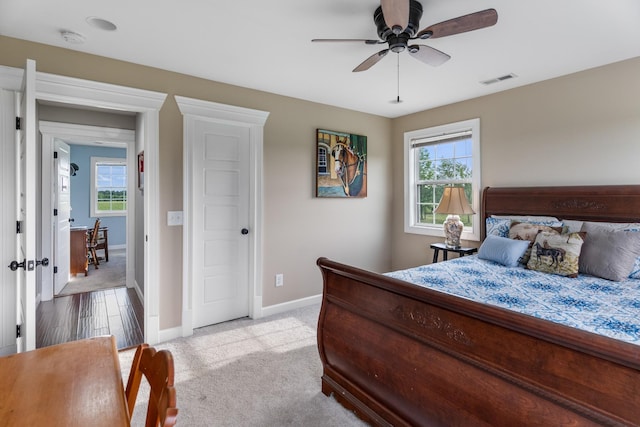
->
[434,186,475,248]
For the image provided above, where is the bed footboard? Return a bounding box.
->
[317,257,640,427]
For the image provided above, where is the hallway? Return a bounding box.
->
[36,287,143,350]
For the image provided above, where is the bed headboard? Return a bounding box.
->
[481,185,640,238]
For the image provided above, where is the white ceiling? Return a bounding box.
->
[2,0,639,118]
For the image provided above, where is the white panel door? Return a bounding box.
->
[15,59,37,352]
[1,89,17,356]
[54,140,71,294]
[192,120,250,328]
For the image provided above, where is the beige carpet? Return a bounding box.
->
[58,249,126,296]
[118,304,368,427]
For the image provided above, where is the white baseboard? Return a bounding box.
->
[157,326,183,344]
[110,244,126,250]
[260,294,322,318]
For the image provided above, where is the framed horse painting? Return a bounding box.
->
[316,129,367,198]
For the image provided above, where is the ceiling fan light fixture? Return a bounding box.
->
[381,0,410,35]
[313,3,497,76]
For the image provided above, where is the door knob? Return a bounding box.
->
[8,259,26,271]
[69,218,75,223]
[241,228,249,235]
[36,258,49,267]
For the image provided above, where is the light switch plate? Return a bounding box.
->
[167,211,183,226]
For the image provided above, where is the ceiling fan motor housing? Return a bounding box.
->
[374,0,423,48]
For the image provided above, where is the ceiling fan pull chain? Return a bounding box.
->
[396,53,402,103]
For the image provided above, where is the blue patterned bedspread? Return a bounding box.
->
[385,256,640,345]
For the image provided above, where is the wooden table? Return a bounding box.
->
[430,242,478,263]
[70,226,89,276]
[0,336,130,426]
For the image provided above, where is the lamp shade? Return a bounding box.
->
[434,187,475,215]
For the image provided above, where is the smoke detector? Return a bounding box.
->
[60,30,85,44]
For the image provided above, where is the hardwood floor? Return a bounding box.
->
[36,286,144,350]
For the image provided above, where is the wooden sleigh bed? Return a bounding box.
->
[317,185,640,426]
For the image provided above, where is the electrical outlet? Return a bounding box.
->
[275,273,284,287]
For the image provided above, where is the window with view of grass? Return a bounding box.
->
[90,157,127,217]
[404,118,481,242]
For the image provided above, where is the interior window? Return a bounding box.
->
[90,157,127,217]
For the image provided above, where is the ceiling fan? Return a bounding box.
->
[312,0,498,72]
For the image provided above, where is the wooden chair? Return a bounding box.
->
[125,344,178,427]
[94,226,108,262]
[87,218,101,270]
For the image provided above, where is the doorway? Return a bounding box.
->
[37,120,141,349]
[176,95,268,335]
[0,63,167,352]
[39,121,136,300]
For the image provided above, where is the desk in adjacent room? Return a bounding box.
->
[70,226,88,276]
[0,336,130,426]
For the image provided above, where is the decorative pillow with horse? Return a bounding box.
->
[526,232,586,278]
[487,216,562,238]
[508,222,564,264]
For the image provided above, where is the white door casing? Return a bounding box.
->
[54,140,71,295]
[16,59,37,352]
[176,96,268,336]
[34,71,166,345]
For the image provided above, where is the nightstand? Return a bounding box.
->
[430,242,478,263]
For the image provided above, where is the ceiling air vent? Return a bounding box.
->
[480,73,517,85]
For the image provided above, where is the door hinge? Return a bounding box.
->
[54,266,58,274]
[16,220,23,234]
[53,151,58,159]
[53,208,58,216]
[15,117,21,130]
[16,324,21,338]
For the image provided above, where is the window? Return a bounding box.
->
[90,157,127,217]
[404,118,481,241]
[317,146,328,175]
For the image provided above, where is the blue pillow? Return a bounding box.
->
[478,235,530,267]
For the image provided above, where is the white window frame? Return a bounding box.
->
[404,118,481,242]
[90,156,127,217]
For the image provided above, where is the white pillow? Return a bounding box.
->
[478,235,531,267]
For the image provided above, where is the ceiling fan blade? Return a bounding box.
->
[381,0,410,35]
[408,45,451,67]
[416,8,498,39]
[353,49,389,72]
[312,38,382,45]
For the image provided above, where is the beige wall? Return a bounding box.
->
[391,57,640,271]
